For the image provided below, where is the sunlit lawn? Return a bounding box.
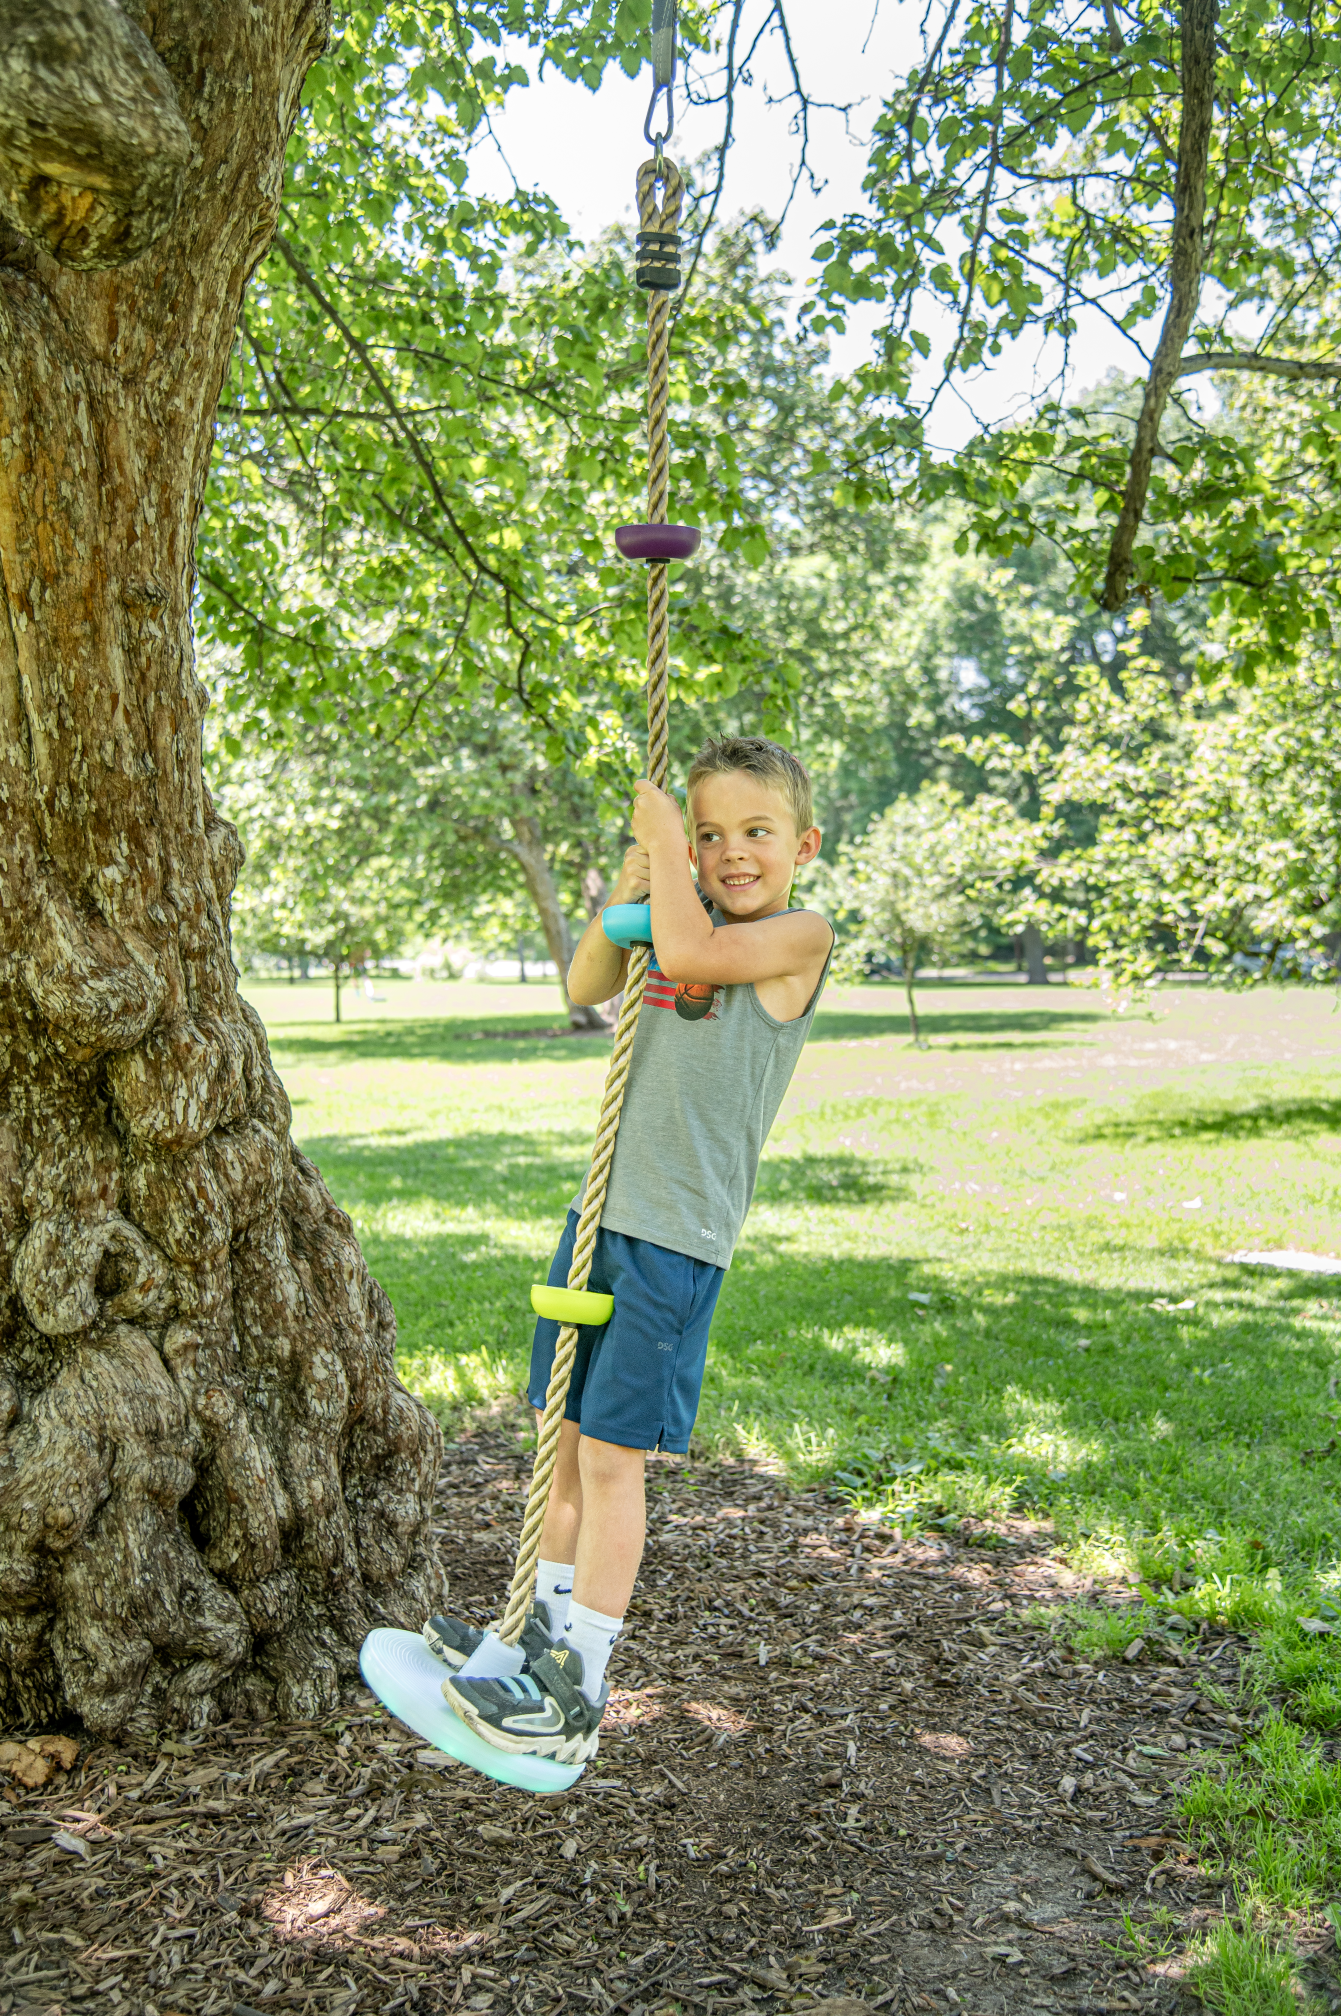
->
[248,972,1341,1710]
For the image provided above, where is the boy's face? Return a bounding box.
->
[688,770,821,920]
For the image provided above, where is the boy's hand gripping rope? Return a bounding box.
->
[497,157,685,1648]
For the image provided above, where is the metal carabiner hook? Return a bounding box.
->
[644,79,674,150]
[644,0,676,148]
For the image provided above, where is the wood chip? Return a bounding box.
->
[0,1428,1229,2016]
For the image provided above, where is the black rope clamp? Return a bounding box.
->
[636,226,680,291]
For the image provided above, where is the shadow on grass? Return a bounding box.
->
[347,1136,1341,1590]
[811,1004,1102,1047]
[706,1237,1341,1560]
[264,1002,1103,1065]
[305,1132,915,1224]
[301,1128,592,1220]
[752,1151,913,1206]
[1081,1090,1341,1144]
[267,1017,611,1067]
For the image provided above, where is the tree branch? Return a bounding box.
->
[1176,349,1341,382]
[1101,0,1218,611]
[0,0,190,268]
[271,233,546,629]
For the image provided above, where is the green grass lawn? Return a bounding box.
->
[247,970,1341,2007]
[249,973,1341,1704]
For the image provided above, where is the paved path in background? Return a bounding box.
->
[788,987,1341,1114]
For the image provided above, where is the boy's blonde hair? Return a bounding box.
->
[685,736,814,835]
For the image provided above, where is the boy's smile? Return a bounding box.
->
[688,771,821,921]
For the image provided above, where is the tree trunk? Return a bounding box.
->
[900,935,926,1047]
[581,864,611,920]
[0,0,445,1739]
[1023,922,1050,985]
[904,975,922,1045]
[582,862,622,1025]
[508,815,610,1034]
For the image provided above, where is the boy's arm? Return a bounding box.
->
[657,900,832,988]
[634,781,832,986]
[566,844,648,1006]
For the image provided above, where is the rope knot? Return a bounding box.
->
[636,155,684,237]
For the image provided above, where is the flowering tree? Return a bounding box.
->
[830,783,1043,1043]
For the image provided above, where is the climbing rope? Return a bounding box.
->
[497,155,686,1648]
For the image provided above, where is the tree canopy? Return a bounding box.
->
[199,0,794,767]
[195,0,1341,1001]
[814,0,1341,674]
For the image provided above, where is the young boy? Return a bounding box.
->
[425,736,833,1766]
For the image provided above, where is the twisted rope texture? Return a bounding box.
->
[499,158,685,1645]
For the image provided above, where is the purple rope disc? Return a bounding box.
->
[614,524,702,562]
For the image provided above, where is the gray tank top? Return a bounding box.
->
[573,912,833,1268]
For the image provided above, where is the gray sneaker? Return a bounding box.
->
[442,1644,607,1765]
[422,1598,560,1671]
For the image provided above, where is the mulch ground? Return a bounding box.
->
[1,1425,1265,2016]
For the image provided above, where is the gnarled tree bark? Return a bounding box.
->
[0,0,446,1738]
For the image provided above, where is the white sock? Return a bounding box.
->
[456,1630,526,1680]
[536,1559,575,1629]
[561,1600,623,1702]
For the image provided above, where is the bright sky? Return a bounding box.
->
[466,0,1157,449]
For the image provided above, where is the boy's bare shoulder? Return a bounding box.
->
[794,909,836,978]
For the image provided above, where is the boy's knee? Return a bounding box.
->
[578,1433,646,1489]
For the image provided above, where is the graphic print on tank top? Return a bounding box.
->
[642,954,723,1023]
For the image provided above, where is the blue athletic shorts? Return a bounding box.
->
[527,1210,725,1453]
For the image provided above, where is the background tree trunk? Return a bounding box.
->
[581,862,622,1026]
[899,934,925,1047]
[0,0,446,1739]
[508,815,611,1034]
[581,865,610,918]
[1023,922,1050,985]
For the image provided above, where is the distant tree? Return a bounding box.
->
[216,714,622,1030]
[1043,655,1341,990]
[221,746,422,1021]
[829,784,1042,1044]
